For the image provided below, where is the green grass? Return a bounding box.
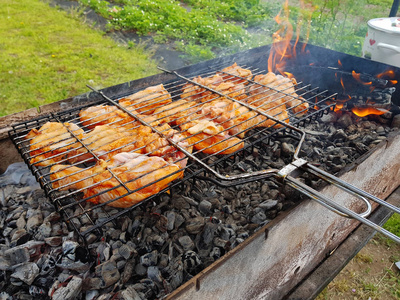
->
[0,0,158,117]
[78,0,275,62]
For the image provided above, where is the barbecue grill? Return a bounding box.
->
[2,41,400,299]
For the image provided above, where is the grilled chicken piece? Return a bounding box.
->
[119,84,172,114]
[67,122,191,169]
[67,125,153,164]
[202,100,289,138]
[26,122,85,167]
[249,73,309,115]
[79,104,137,130]
[79,104,159,130]
[218,63,252,83]
[180,119,244,155]
[181,74,247,103]
[50,152,182,208]
[153,99,197,125]
[177,99,288,139]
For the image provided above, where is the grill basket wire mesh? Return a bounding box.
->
[9,63,336,242]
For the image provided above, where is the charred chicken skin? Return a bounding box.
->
[50,152,182,208]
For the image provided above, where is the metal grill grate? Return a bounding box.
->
[9,63,336,242]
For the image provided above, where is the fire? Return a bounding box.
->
[351,107,389,117]
[351,71,372,86]
[268,1,396,118]
[268,0,314,74]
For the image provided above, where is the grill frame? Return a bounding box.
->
[9,59,336,242]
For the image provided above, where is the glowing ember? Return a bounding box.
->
[351,107,389,117]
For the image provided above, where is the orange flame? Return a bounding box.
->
[351,71,372,85]
[267,1,395,118]
[351,107,389,117]
[376,69,395,79]
[268,0,314,74]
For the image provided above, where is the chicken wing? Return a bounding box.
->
[50,152,182,208]
[26,122,85,167]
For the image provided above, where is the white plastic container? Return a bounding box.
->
[362,17,400,67]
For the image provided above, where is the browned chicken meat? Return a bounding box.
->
[179,119,244,155]
[79,104,159,130]
[249,72,309,115]
[26,122,85,167]
[181,74,247,103]
[218,62,253,83]
[119,84,172,114]
[50,152,182,208]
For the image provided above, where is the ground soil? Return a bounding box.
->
[317,235,400,299]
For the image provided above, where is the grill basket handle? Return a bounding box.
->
[282,162,400,244]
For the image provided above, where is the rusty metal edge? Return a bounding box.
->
[285,186,400,300]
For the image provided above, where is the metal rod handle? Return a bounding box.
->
[306,164,400,215]
[285,175,400,244]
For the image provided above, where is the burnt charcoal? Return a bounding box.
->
[50,276,82,300]
[210,247,221,260]
[185,216,205,235]
[178,236,195,252]
[259,199,278,210]
[135,263,147,277]
[376,126,386,135]
[213,237,230,249]
[281,142,295,157]
[155,215,168,233]
[251,211,267,224]
[337,113,353,128]
[198,200,212,215]
[171,197,190,210]
[146,234,166,248]
[354,142,369,155]
[120,259,135,285]
[29,285,47,297]
[11,262,39,285]
[218,226,235,241]
[391,114,400,128]
[165,211,176,231]
[120,285,142,300]
[118,243,137,260]
[182,251,202,275]
[140,250,159,267]
[99,261,120,288]
[147,266,164,287]
[320,112,338,123]
[361,121,377,130]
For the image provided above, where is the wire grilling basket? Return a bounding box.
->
[9,62,400,244]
